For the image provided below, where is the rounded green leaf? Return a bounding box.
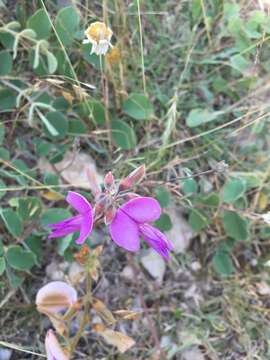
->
[0,123,5,144]
[55,6,80,46]
[0,209,23,237]
[6,245,36,271]
[0,50,12,75]
[186,108,222,127]
[222,210,249,241]
[27,8,51,39]
[155,213,173,232]
[0,257,6,275]
[68,119,87,135]
[155,186,171,208]
[91,101,106,125]
[212,251,234,276]
[17,197,42,221]
[188,209,208,232]
[111,119,137,150]
[182,178,198,195]
[0,89,16,110]
[223,178,246,203]
[123,93,154,121]
[43,111,68,139]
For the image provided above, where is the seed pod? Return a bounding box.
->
[119,164,145,192]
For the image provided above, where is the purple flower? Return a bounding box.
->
[109,197,173,259]
[48,191,94,245]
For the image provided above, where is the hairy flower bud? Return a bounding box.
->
[119,165,145,192]
[104,171,116,192]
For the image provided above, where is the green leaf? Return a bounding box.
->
[0,123,5,144]
[25,234,43,262]
[123,93,154,121]
[111,119,137,150]
[55,6,80,46]
[186,108,222,127]
[155,186,171,208]
[0,89,16,110]
[44,173,59,186]
[0,50,12,75]
[68,119,86,134]
[230,54,250,74]
[57,234,73,256]
[41,208,71,228]
[27,8,51,39]
[43,111,68,139]
[46,51,58,74]
[82,44,102,70]
[223,178,246,203]
[6,266,24,288]
[197,193,220,207]
[0,179,7,199]
[222,210,249,241]
[6,245,36,271]
[212,250,234,276]
[0,209,23,237]
[155,213,173,232]
[17,197,42,221]
[53,96,69,111]
[0,257,5,275]
[188,209,208,232]
[0,239,3,256]
[182,178,198,195]
[91,100,106,125]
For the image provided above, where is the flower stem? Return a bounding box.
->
[69,272,92,355]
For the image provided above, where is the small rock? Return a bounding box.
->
[38,151,102,194]
[167,208,194,254]
[184,284,203,306]
[0,348,12,360]
[140,249,166,283]
[257,281,270,296]
[68,262,85,285]
[120,266,134,281]
[46,261,68,281]
[182,346,205,360]
[190,261,202,272]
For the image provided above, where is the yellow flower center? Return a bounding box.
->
[85,22,112,43]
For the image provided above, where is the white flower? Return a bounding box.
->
[83,21,113,56]
[262,212,270,225]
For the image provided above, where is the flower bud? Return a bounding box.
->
[119,165,145,192]
[104,171,115,191]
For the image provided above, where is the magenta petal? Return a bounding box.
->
[121,197,161,223]
[48,215,81,239]
[66,191,92,214]
[110,209,140,252]
[75,213,94,245]
[139,224,173,260]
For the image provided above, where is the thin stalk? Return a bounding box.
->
[69,272,92,355]
[136,0,146,94]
